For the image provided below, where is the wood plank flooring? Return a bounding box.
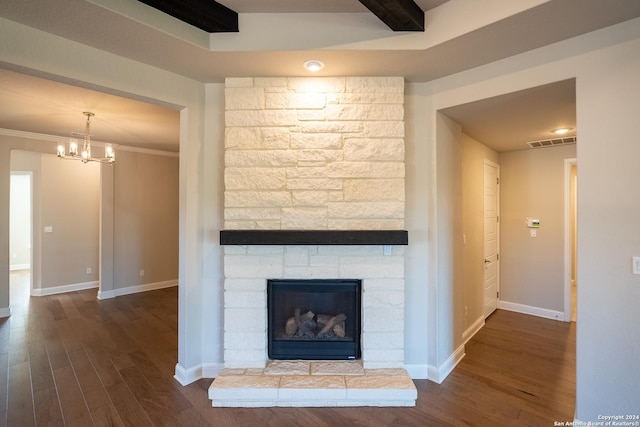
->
[1,270,575,426]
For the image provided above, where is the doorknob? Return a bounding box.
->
[484,258,491,264]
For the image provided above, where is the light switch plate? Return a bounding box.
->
[633,257,640,275]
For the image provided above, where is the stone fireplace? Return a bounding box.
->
[221,243,406,370]
[210,76,415,407]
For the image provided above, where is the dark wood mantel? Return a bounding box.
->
[219,230,408,246]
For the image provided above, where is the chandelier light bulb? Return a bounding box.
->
[105,144,115,160]
[69,139,78,156]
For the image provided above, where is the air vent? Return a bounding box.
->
[527,136,576,149]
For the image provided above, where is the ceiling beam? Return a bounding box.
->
[358,0,425,31]
[137,0,238,33]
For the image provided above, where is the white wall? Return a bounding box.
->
[434,113,464,373]
[573,26,640,420]
[403,82,431,375]
[201,83,226,371]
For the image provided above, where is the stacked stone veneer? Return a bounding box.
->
[223,76,406,371]
[224,76,405,230]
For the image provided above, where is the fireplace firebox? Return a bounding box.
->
[267,279,361,360]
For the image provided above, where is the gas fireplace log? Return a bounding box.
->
[286,310,347,337]
[318,313,347,335]
[316,314,346,338]
[284,317,297,336]
[316,314,332,328]
[333,322,346,338]
[292,309,316,337]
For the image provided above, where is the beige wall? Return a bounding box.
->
[6,146,100,292]
[3,138,178,298]
[499,144,576,314]
[461,133,498,332]
[434,113,500,366]
[113,150,179,289]
[40,153,100,288]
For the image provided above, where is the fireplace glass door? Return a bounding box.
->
[267,279,361,360]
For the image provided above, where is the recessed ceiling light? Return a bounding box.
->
[303,60,324,72]
[552,127,573,135]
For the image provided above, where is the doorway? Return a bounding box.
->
[9,171,33,304]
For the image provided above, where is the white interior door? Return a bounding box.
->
[484,160,500,318]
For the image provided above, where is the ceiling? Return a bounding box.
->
[215,1,448,14]
[1,0,638,153]
[440,79,577,153]
[0,68,180,152]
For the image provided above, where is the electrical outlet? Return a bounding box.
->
[633,257,640,275]
[464,306,468,316]
[140,270,145,277]
[86,267,92,274]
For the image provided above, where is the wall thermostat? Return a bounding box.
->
[527,217,540,228]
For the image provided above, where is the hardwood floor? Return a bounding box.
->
[1,270,575,426]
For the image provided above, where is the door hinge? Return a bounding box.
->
[497,291,500,298]
[496,215,499,223]
[497,253,499,261]
[497,177,500,185]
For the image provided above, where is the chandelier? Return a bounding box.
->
[57,112,115,164]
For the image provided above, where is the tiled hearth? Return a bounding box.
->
[209,360,417,407]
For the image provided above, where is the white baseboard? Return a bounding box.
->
[174,362,224,386]
[427,343,465,384]
[404,364,429,379]
[174,363,202,386]
[31,281,99,297]
[10,263,30,271]
[408,317,484,383]
[202,363,225,379]
[0,306,11,318]
[98,280,177,300]
[499,300,566,321]
[462,315,485,344]
[97,289,115,300]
